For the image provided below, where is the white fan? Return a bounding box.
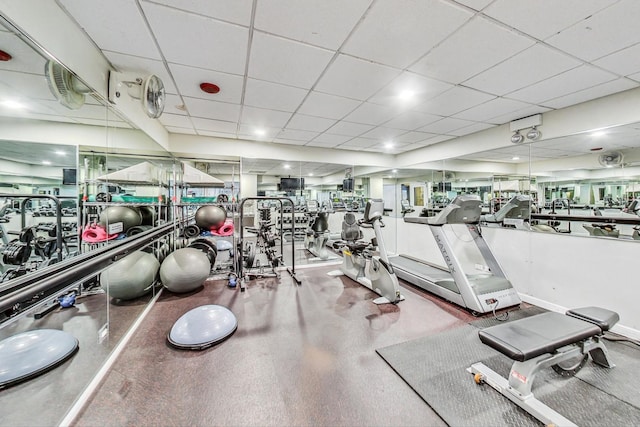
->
[44,60,92,110]
[108,71,165,119]
[598,151,624,168]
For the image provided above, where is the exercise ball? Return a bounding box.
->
[138,206,156,226]
[160,248,210,293]
[99,206,142,232]
[195,205,226,230]
[100,251,159,300]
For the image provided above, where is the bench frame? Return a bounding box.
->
[468,328,614,427]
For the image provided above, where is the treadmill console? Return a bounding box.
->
[306,200,319,214]
[430,195,482,225]
[364,199,384,222]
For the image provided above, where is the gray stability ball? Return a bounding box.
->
[100,251,160,300]
[160,248,210,293]
[99,206,142,233]
[194,205,226,230]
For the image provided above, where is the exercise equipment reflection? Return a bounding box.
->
[331,199,404,304]
[304,200,336,261]
[100,251,159,300]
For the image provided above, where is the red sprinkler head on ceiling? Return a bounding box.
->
[0,49,12,61]
[200,82,220,94]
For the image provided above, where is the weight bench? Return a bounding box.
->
[468,307,619,427]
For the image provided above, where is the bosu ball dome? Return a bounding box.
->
[168,305,237,350]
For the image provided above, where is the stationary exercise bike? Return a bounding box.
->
[331,199,404,304]
[304,200,335,261]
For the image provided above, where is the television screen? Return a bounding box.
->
[280,177,304,190]
[62,168,77,185]
[342,178,354,192]
[436,182,452,192]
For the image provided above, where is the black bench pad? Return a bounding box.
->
[478,312,601,362]
[567,306,619,332]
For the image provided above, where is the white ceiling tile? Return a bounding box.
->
[169,63,244,103]
[240,106,292,128]
[455,0,493,11]
[342,102,401,126]
[593,43,640,77]
[368,71,453,108]
[144,0,253,26]
[394,131,438,143]
[254,0,372,50]
[418,117,476,134]
[453,97,533,123]
[60,0,162,59]
[338,137,377,148]
[143,2,248,74]
[314,54,399,101]
[383,110,442,131]
[629,72,640,83]
[183,97,241,122]
[159,113,193,128]
[286,114,336,132]
[238,124,281,138]
[546,0,640,61]
[541,78,639,109]
[276,129,320,141]
[244,79,308,112]
[413,86,495,116]
[360,127,406,140]
[191,117,238,133]
[427,135,456,144]
[166,126,198,135]
[488,105,552,125]
[248,32,334,89]
[271,138,307,146]
[463,44,582,96]
[0,70,54,101]
[0,32,46,74]
[448,122,496,137]
[104,51,177,94]
[307,134,353,147]
[484,0,616,40]
[196,130,236,138]
[506,65,618,105]
[410,16,534,84]
[163,94,187,115]
[297,91,361,119]
[325,121,373,137]
[342,0,472,68]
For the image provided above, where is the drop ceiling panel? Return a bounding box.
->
[104,51,177,94]
[342,102,401,126]
[169,63,244,103]
[413,86,495,116]
[507,65,618,105]
[368,72,452,111]
[394,131,438,144]
[159,113,193,128]
[238,124,280,138]
[338,137,377,149]
[240,106,292,128]
[325,121,373,137]
[243,79,308,112]
[483,0,617,40]
[314,54,399,101]
[191,117,237,133]
[382,110,442,131]
[342,0,472,69]
[463,44,582,96]
[546,0,640,61]
[271,138,306,146]
[410,15,534,84]
[593,42,640,77]
[360,126,405,140]
[418,117,476,134]
[276,129,320,141]
[144,0,253,26]
[286,114,336,132]
[253,0,372,50]
[143,2,248,74]
[542,78,638,109]
[248,32,334,89]
[163,94,188,115]
[182,97,241,122]
[0,70,54,101]
[60,0,162,59]
[0,32,45,74]
[297,91,361,120]
[308,133,353,147]
[449,122,496,136]
[453,97,532,123]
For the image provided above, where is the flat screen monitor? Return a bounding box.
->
[62,168,77,185]
[280,177,304,190]
[342,178,354,192]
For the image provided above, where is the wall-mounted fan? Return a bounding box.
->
[108,71,165,119]
[598,151,624,168]
[45,60,92,110]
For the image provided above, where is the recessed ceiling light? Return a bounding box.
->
[392,169,398,173]
[308,173,313,176]
[1,100,26,109]
[283,164,290,169]
[55,151,66,156]
[42,160,51,165]
[398,90,415,101]
[512,156,520,160]
[254,129,266,137]
[385,142,394,149]
[592,131,606,137]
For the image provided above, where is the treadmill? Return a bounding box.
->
[391,195,521,314]
[481,194,532,229]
